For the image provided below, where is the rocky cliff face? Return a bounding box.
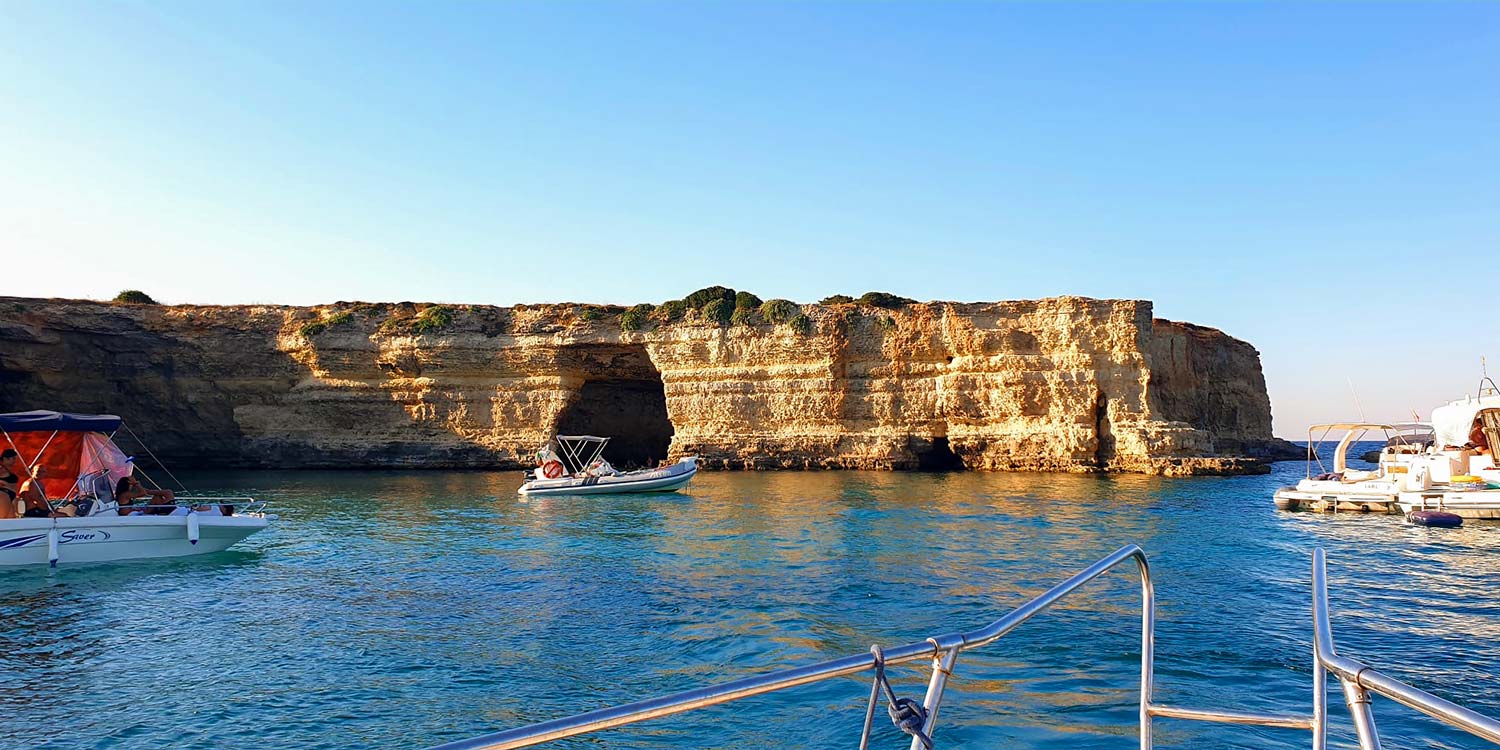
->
[0,295,1296,475]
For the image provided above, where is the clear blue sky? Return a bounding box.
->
[2,1,1496,437]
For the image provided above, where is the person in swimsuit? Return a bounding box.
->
[0,449,22,519]
[115,475,175,516]
[1,449,60,518]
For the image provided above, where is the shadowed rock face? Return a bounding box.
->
[0,295,1298,475]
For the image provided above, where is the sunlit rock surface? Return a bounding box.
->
[0,295,1297,474]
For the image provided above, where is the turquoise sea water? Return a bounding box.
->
[3,456,1498,750]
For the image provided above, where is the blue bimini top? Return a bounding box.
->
[0,410,124,433]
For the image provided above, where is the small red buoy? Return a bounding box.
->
[1407,510,1463,528]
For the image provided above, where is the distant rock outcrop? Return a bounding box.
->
[0,295,1299,474]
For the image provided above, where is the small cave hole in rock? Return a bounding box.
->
[1095,393,1115,467]
[556,379,674,469]
[916,436,965,471]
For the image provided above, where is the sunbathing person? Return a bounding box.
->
[115,476,175,516]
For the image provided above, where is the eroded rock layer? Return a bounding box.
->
[0,296,1296,475]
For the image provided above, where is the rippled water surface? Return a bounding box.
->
[4,459,1498,750]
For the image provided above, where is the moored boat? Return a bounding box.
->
[518,435,698,497]
[0,410,273,567]
[1394,391,1500,519]
[1272,422,1431,513]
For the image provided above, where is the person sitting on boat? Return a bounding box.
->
[1,450,64,518]
[1467,418,1491,455]
[115,475,175,515]
[0,449,24,519]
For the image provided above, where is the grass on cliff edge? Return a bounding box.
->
[377,305,456,335]
[299,310,354,337]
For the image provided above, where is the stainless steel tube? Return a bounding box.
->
[431,545,1154,750]
[1313,549,1500,746]
[1341,679,1383,750]
[1147,705,1314,729]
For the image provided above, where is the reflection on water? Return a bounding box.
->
[0,464,1496,750]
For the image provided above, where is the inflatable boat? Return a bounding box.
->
[518,435,698,497]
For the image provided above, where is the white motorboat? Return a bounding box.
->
[1394,391,1500,519]
[0,410,273,567]
[1272,422,1431,513]
[518,435,698,497]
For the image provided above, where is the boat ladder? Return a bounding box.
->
[429,545,1500,750]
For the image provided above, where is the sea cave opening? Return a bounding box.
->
[915,436,965,471]
[553,343,675,470]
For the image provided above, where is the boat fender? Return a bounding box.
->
[47,527,59,568]
[187,512,201,545]
[1407,510,1463,528]
[541,460,565,479]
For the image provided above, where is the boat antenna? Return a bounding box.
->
[1347,376,1368,422]
[1480,356,1498,397]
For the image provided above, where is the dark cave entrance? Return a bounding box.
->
[915,436,965,471]
[553,343,674,469]
[1095,393,1115,467]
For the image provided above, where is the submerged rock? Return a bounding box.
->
[0,295,1297,475]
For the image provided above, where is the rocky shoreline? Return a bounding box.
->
[0,293,1300,475]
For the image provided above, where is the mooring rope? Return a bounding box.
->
[858,645,933,750]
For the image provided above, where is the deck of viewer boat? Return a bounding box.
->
[428,546,1500,750]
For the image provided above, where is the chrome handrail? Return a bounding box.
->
[430,544,1154,750]
[429,546,1500,750]
[1312,548,1500,749]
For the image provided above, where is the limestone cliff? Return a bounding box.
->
[0,295,1297,475]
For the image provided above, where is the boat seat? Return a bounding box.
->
[1340,469,1380,482]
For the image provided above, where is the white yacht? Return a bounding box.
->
[1272,422,1431,513]
[0,410,273,567]
[1394,392,1500,519]
[518,435,698,497]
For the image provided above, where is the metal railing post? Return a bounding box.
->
[1341,679,1383,750]
[910,646,961,750]
[1311,649,1327,750]
[1138,551,1155,750]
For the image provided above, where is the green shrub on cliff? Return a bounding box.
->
[819,294,854,305]
[876,315,898,331]
[856,291,915,309]
[702,297,734,325]
[576,305,604,322]
[620,303,654,332]
[299,310,353,338]
[655,299,689,322]
[113,290,158,305]
[729,306,757,326]
[734,291,762,310]
[411,305,454,333]
[788,313,813,335]
[759,299,799,324]
[683,286,736,310]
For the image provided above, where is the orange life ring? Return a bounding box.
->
[541,460,565,479]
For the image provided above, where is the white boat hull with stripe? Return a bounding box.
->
[519,457,698,497]
[0,512,270,567]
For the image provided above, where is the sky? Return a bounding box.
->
[1,1,1496,437]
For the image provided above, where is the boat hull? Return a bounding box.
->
[1272,480,1400,513]
[519,461,698,497]
[1397,490,1500,520]
[0,514,269,567]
